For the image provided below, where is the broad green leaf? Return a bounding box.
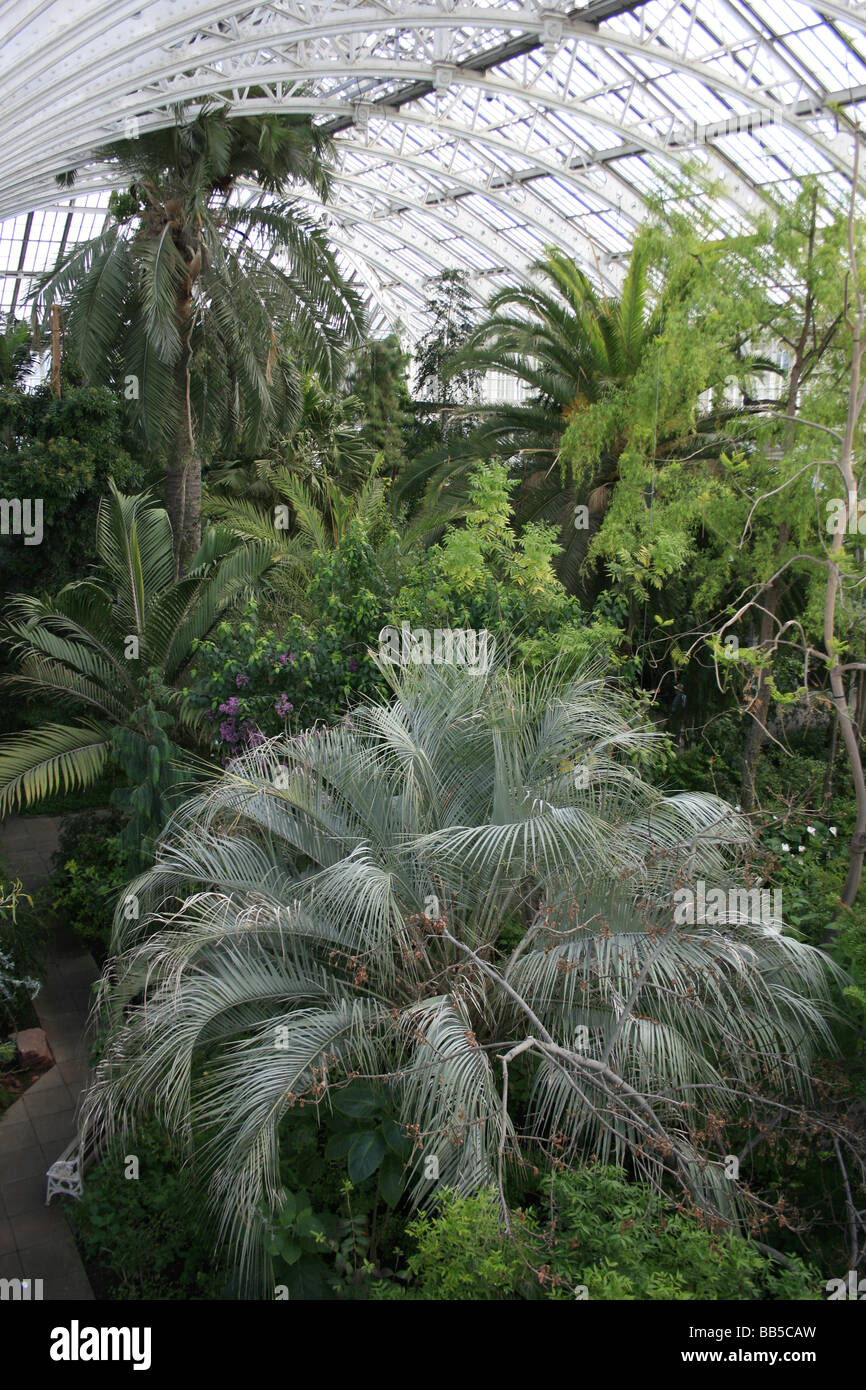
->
[382,1116,410,1157]
[331,1083,382,1119]
[324,1131,353,1160]
[378,1152,404,1208]
[346,1130,385,1183]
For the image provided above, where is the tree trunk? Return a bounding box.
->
[740,586,779,813]
[166,396,201,577]
[166,276,202,577]
[50,304,62,398]
[739,314,807,813]
[855,669,866,740]
[822,710,839,808]
[823,144,866,930]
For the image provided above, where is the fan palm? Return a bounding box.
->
[0,482,272,816]
[34,103,364,573]
[81,660,840,1293]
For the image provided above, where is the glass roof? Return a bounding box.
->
[0,0,864,336]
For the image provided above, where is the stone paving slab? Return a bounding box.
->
[0,814,64,893]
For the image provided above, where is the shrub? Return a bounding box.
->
[373,1167,820,1301]
[539,1166,819,1301]
[391,1189,537,1300]
[69,1119,227,1300]
[0,384,150,602]
[185,589,384,755]
[49,809,128,955]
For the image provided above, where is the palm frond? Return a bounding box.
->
[0,722,111,816]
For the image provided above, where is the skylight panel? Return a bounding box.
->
[612,150,685,197]
[755,120,835,174]
[651,68,738,124]
[1,0,864,339]
[782,26,866,89]
[714,125,826,182]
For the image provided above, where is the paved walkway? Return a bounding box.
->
[0,815,98,1300]
[0,814,66,896]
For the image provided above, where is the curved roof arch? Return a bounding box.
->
[1,0,865,334]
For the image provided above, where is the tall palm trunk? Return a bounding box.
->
[166,394,201,577]
[167,257,202,576]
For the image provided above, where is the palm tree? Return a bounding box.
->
[404,242,776,595]
[0,482,272,817]
[459,243,658,461]
[81,660,839,1293]
[204,460,392,612]
[396,244,661,590]
[400,243,658,485]
[35,103,364,573]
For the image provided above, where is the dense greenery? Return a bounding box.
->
[0,484,272,837]
[47,809,129,956]
[0,382,152,599]
[71,1121,819,1301]
[79,662,839,1296]
[1,134,865,1304]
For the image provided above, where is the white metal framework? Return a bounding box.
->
[1,0,865,333]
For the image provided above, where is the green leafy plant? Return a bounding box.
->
[263,1188,341,1299]
[0,384,150,600]
[324,1082,411,1206]
[538,1166,819,1301]
[186,586,383,751]
[49,809,128,954]
[69,1119,227,1300]
[391,1189,536,1301]
[375,1168,820,1301]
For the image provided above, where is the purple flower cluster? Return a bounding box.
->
[217,695,242,745]
[277,651,297,667]
[215,690,264,753]
[235,672,250,688]
[275,693,294,719]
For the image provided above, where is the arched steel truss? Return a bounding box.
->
[1,0,865,332]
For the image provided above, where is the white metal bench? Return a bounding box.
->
[45,1117,100,1205]
[45,1138,84,1204]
